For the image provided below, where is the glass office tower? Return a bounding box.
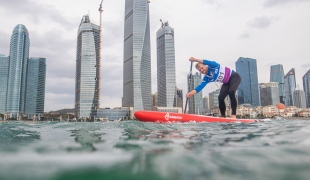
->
[293,88,307,108]
[270,64,285,103]
[235,57,260,106]
[209,89,220,111]
[123,0,152,112]
[302,69,310,108]
[0,54,9,113]
[284,68,296,106]
[6,24,30,118]
[25,58,46,116]
[203,96,209,114]
[175,88,183,111]
[188,72,203,114]
[259,82,280,106]
[75,15,100,118]
[156,21,176,107]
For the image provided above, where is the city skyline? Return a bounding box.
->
[0,0,310,112]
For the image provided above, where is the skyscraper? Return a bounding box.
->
[302,69,310,108]
[284,68,296,106]
[175,88,183,111]
[6,24,30,118]
[0,54,9,113]
[209,89,220,110]
[75,15,100,118]
[235,57,260,106]
[156,20,176,107]
[123,0,152,112]
[270,64,285,103]
[293,85,307,108]
[203,96,209,114]
[188,72,203,114]
[25,58,46,116]
[259,82,280,106]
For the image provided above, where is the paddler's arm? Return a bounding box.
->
[186,90,196,98]
[186,79,208,98]
[189,57,219,68]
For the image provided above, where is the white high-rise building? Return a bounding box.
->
[75,15,100,118]
[156,20,176,108]
[122,0,152,112]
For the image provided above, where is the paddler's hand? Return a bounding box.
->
[186,90,197,98]
[189,57,201,63]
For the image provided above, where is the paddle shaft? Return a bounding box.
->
[184,61,193,113]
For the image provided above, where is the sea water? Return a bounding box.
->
[0,119,310,180]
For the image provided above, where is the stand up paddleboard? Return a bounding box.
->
[134,110,257,123]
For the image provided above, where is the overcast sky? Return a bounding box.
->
[1,0,310,112]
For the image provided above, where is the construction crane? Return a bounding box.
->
[98,0,103,108]
[160,19,164,27]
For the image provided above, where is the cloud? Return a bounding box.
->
[239,32,251,39]
[0,0,76,29]
[301,63,310,71]
[0,30,10,55]
[29,30,76,81]
[246,16,277,29]
[199,0,222,8]
[45,77,74,94]
[264,0,310,8]
[45,92,74,112]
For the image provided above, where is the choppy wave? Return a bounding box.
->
[0,119,310,180]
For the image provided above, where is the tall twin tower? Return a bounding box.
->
[122,0,177,112]
[75,0,177,118]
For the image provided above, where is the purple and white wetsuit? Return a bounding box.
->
[194,59,234,93]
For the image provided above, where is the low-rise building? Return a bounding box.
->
[91,107,133,121]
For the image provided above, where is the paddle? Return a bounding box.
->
[184,61,193,113]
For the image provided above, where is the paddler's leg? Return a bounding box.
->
[228,72,241,119]
[228,91,237,119]
[218,84,229,118]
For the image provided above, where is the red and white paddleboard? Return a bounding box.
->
[134,110,257,123]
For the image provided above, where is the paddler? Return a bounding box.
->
[186,57,241,119]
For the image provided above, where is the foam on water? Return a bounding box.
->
[0,119,310,180]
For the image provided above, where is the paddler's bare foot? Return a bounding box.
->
[230,115,236,119]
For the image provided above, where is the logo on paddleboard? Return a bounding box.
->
[164,113,182,121]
